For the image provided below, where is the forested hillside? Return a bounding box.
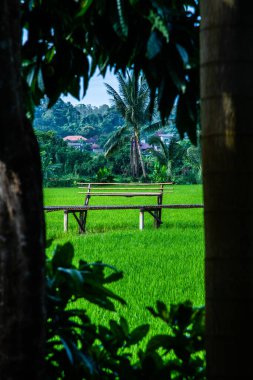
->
[34,97,124,146]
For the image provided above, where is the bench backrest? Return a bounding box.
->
[77,182,173,206]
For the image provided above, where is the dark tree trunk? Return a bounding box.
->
[0,1,45,378]
[200,1,253,378]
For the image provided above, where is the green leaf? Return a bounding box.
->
[46,238,53,248]
[76,0,94,18]
[58,268,84,290]
[109,320,125,340]
[170,301,193,330]
[75,349,95,375]
[176,43,189,67]
[45,47,56,63]
[146,31,162,60]
[156,301,169,321]
[60,337,74,364]
[26,64,36,87]
[128,324,150,345]
[52,243,74,270]
[120,317,129,336]
[37,68,45,92]
[176,93,197,144]
[146,334,173,353]
[148,10,169,42]
[146,306,159,318]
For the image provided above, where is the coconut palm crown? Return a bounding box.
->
[104,71,153,179]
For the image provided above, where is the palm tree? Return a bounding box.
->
[104,71,152,179]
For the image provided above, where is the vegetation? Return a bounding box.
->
[104,71,152,179]
[45,185,204,333]
[5,0,252,378]
[34,102,202,186]
[45,185,205,378]
[34,97,124,142]
[22,0,199,143]
[36,128,202,186]
[46,244,205,379]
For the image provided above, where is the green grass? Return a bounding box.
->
[44,184,205,352]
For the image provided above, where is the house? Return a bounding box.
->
[156,132,174,145]
[63,135,87,150]
[91,143,103,154]
[140,142,152,151]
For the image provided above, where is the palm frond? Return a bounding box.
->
[104,125,128,149]
[143,121,161,133]
[105,134,130,157]
[104,83,127,117]
[118,71,138,108]
[151,150,168,166]
[105,140,122,157]
[105,70,158,151]
[148,135,163,146]
[148,135,169,163]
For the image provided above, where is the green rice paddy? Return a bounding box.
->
[44,184,205,352]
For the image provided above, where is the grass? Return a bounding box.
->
[44,184,205,353]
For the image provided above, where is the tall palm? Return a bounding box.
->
[104,71,152,179]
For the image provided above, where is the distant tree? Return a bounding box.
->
[104,71,152,178]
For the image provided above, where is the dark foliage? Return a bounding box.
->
[46,242,206,379]
[21,0,199,143]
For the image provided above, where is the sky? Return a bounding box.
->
[62,68,119,107]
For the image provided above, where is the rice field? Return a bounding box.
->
[44,184,205,353]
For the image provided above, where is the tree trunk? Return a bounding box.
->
[0,1,45,378]
[200,2,253,377]
[130,136,139,178]
[130,136,135,178]
[134,131,147,178]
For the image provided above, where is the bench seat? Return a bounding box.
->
[44,204,203,233]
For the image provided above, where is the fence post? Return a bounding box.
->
[139,210,144,230]
[64,211,68,232]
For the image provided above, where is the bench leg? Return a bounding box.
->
[155,194,163,228]
[79,211,85,234]
[139,210,144,230]
[64,211,68,232]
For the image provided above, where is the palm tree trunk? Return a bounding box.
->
[200,2,253,377]
[130,136,137,178]
[134,131,147,178]
[0,1,45,378]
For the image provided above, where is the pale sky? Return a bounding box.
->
[62,68,119,107]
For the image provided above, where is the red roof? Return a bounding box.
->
[63,135,87,142]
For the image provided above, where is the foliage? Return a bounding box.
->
[46,242,206,379]
[150,162,170,183]
[35,128,202,185]
[105,71,151,178]
[34,98,124,142]
[21,0,200,144]
[167,137,202,184]
[96,167,114,183]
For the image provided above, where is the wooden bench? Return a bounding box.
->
[44,204,203,232]
[77,182,172,232]
[44,182,203,233]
